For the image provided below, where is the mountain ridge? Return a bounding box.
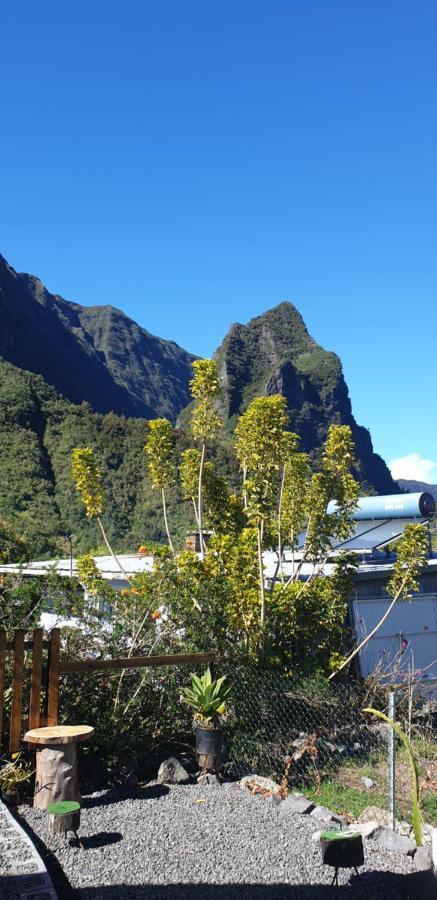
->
[0,254,196,422]
[213,301,397,494]
[0,252,398,552]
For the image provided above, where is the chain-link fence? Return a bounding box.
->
[222,668,437,826]
[59,655,437,826]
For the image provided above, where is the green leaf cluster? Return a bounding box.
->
[181,667,231,725]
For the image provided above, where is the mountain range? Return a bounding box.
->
[397,479,437,501]
[0,253,398,557]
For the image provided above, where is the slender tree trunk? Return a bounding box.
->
[242,463,248,511]
[329,580,408,680]
[97,517,131,582]
[192,497,200,528]
[161,487,175,557]
[198,442,206,560]
[257,520,266,658]
[277,466,286,582]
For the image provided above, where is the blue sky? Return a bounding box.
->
[2,2,437,481]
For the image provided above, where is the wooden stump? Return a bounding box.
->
[34,743,80,831]
[24,725,94,834]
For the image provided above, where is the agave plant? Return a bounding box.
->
[181,668,231,727]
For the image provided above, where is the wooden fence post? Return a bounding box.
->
[0,630,6,751]
[46,628,60,727]
[9,630,25,753]
[29,628,43,730]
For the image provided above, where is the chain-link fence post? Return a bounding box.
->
[387,690,396,831]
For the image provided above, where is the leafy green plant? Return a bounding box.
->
[181,667,231,727]
[0,753,33,795]
[363,707,423,846]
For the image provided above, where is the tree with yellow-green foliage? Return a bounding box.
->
[71,447,131,582]
[189,359,222,559]
[144,418,176,556]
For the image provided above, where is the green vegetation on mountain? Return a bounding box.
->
[0,359,193,559]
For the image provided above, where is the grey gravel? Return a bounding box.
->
[0,800,45,899]
[18,783,429,899]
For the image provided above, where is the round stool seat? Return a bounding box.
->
[47,800,81,816]
[24,725,94,745]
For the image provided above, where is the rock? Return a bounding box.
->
[279,795,315,815]
[197,773,221,786]
[358,805,389,827]
[310,805,336,822]
[239,775,281,796]
[349,821,379,839]
[414,845,432,872]
[361,776,375,789]
[268,793,283,807]
[157,757,190,785]
[372,827,416,856]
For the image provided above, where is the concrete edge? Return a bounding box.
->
[0,799,58,899]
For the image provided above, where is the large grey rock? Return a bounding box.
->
[157,757,190,785]
[414,845,433,872]
[310,805,336,822]
[279,795,315,815]
[358,805,389,826]
[348,820,379,839]
[372,827,416,856]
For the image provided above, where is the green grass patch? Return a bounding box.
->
[306,780,382,821]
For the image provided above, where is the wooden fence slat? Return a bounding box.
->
[5,640,50,651]
[9,630,25,753]
[0,630,6,750]
[29,628,43,730]
[46,628,60,726]
[59,651,215,675]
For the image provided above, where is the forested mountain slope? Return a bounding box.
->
[0,359,190,558]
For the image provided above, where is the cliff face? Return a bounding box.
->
[0,255,196,422]
[0,252,397,498]
[214,303,397,494]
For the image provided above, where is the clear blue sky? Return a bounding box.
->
[2,2,437,481]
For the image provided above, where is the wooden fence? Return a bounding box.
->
[0,628,214,753]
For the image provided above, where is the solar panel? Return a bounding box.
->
[337,518,427,551]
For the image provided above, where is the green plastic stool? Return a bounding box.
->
[46,800,84,848]
[320,830,364,886]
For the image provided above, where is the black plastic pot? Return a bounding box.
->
[195,726,224,773]
[195,726,224,756]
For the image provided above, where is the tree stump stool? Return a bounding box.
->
[24,725,94,833]
[320,830,364,886]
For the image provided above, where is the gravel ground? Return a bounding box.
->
[19,783,429,900]
[0,799,44,900]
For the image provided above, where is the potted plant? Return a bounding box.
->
[0,753,33,806]
[181,668,231,773]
